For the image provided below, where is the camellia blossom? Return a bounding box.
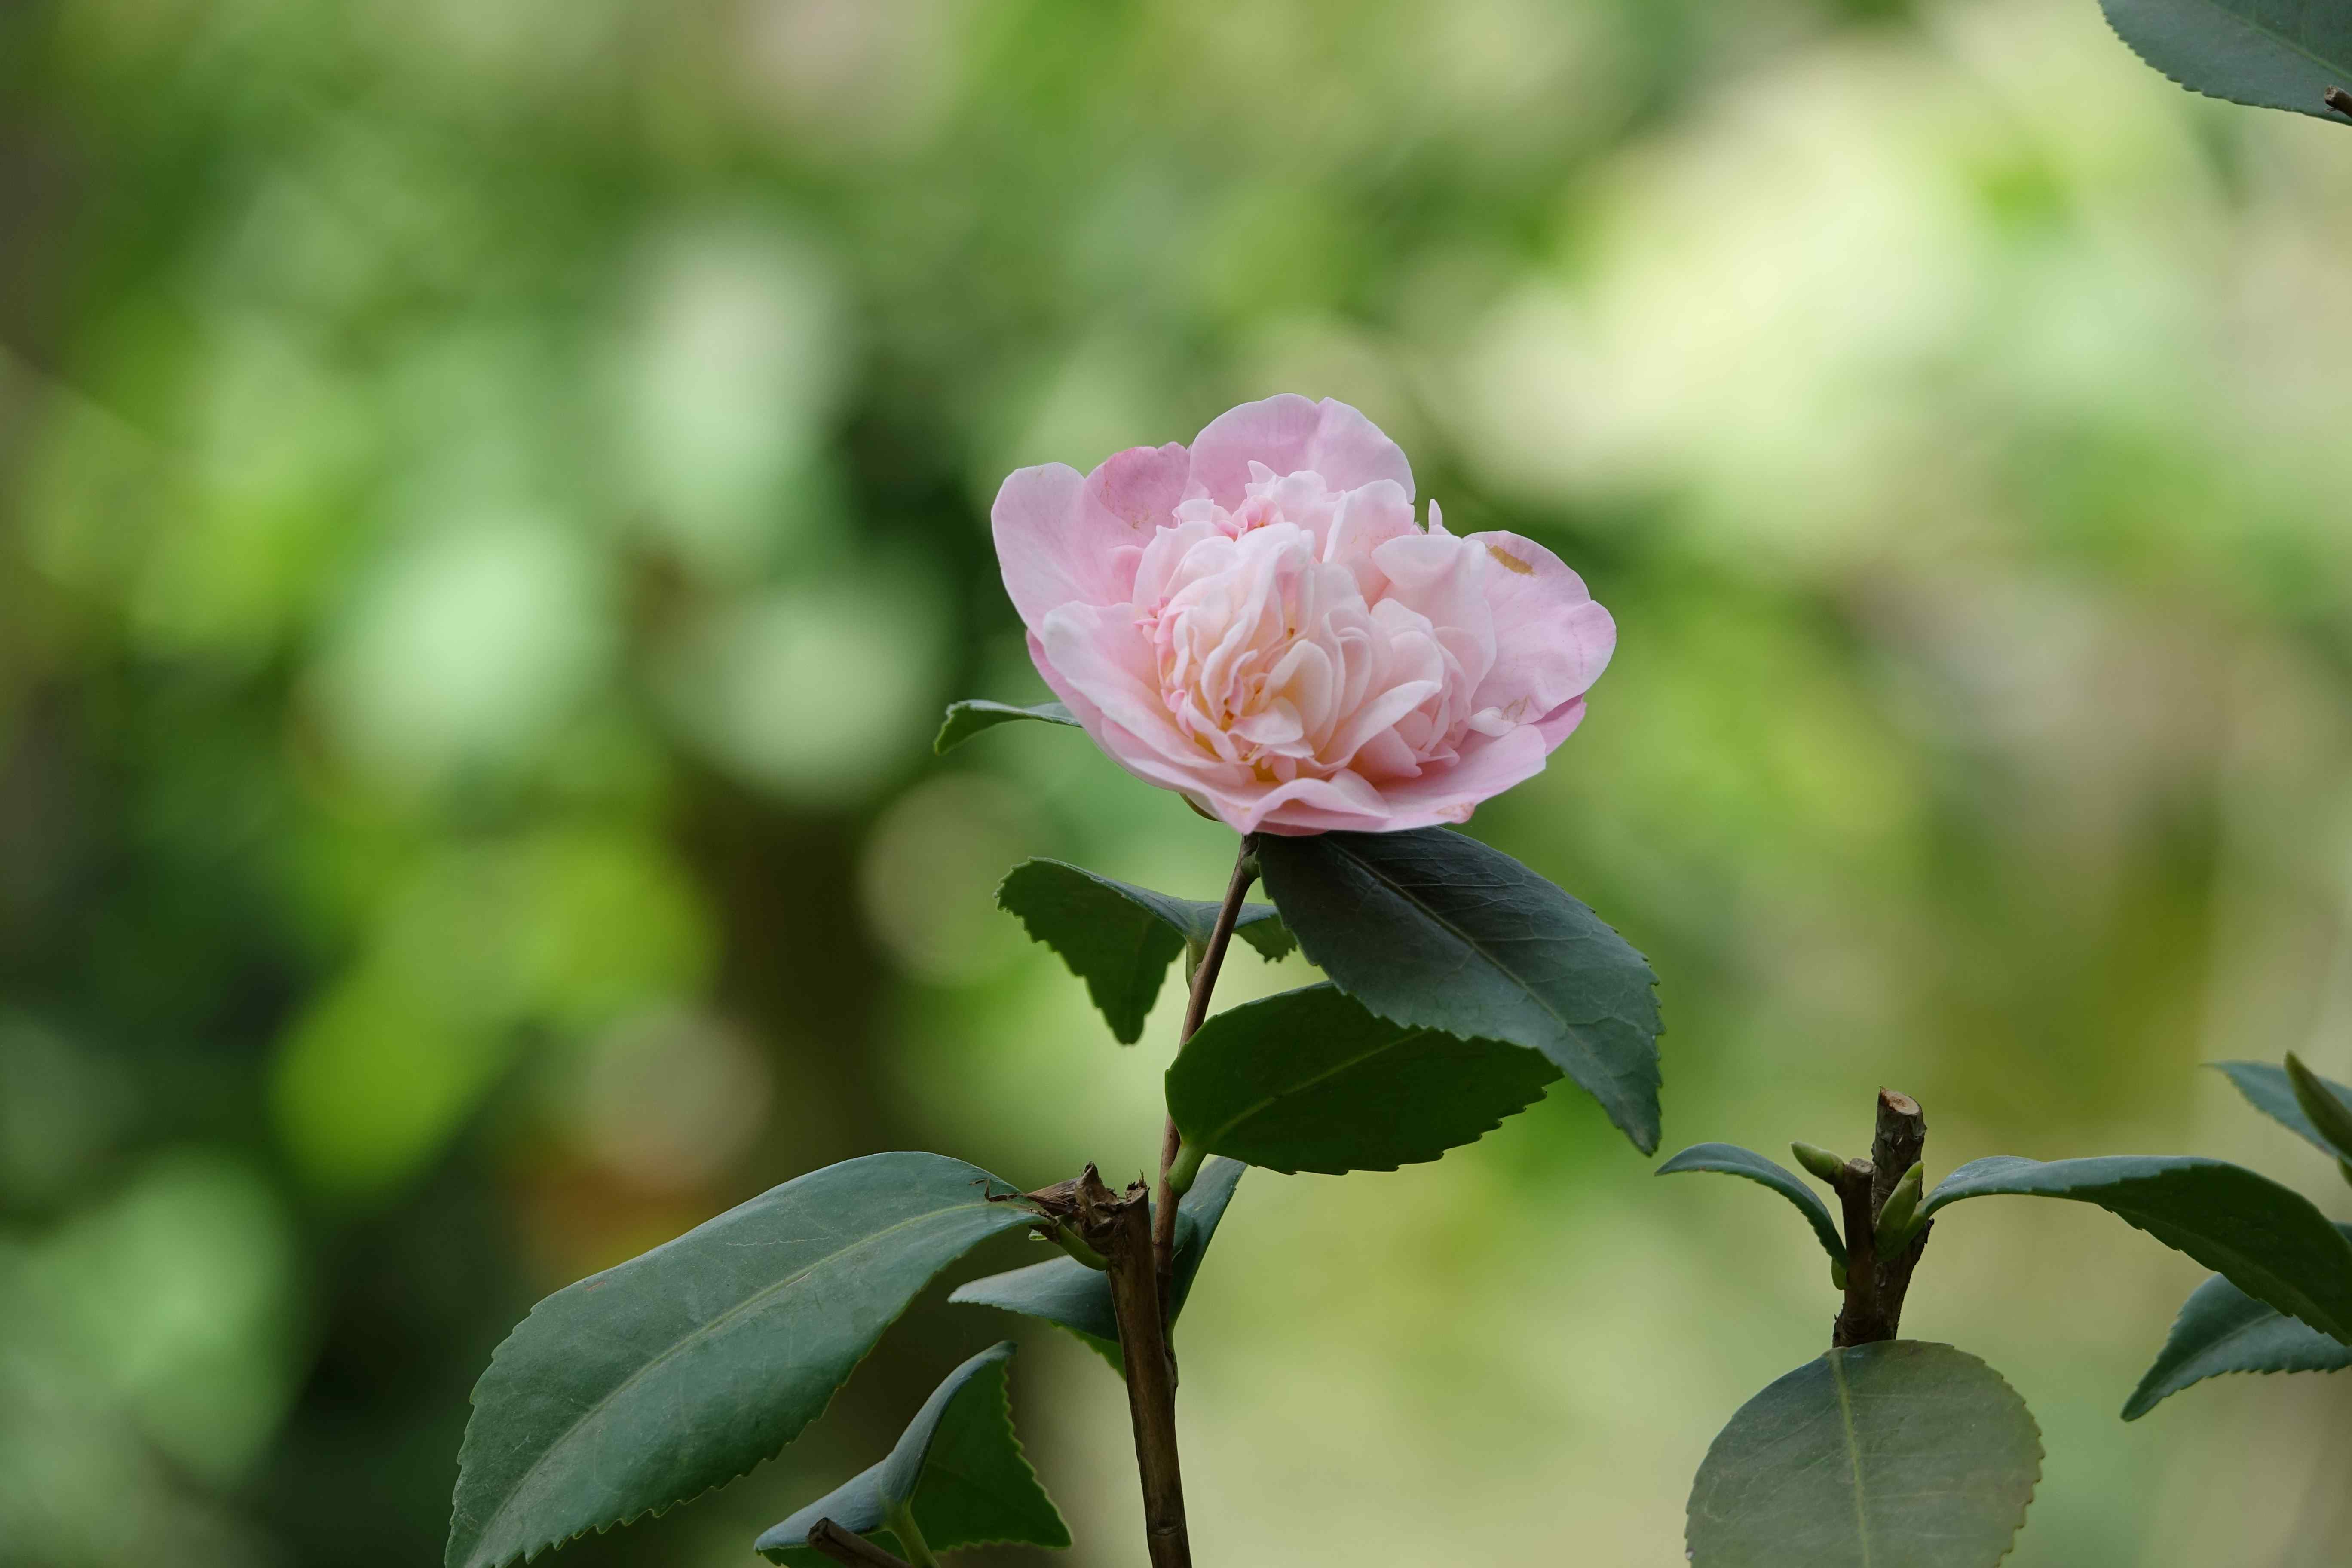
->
[992,394,1615,835]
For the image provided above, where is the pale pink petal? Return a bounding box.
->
[1349,725,1553,830]
[993,463,1145,629]
[1086,441,1190,532]
[1186,395,1414,507]
[1038,603,1217,773]
[1465,530,1616,724]
[1200,768,1393,836]
[1026,631,1235,799]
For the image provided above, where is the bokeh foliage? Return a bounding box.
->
[5,0,2352,1564]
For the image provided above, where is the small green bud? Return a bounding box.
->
[1875,1160,1925,1253]
[2286,1054,2352,1160]
[1790,1141,1848,1185]
[1830,1257,1848,1292]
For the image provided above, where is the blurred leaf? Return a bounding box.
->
[1921,1155,2352,1341]
[1656,1143,1846,1266]
[934,700,1079,753]
[1255,827,1661,1152]
[1166,984,1557,1175]
[446,1153,1041,1568]
[950,1157,1244,1372]
[2124,1224,2352,1420]
[754,1342,1067,1565]
[1686,1341,2040,1568]
[2098,0,2352,125]
[2213,1059,2352,1157]
[996,860,1290,1044]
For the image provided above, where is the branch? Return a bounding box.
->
[1831,1088,1933,1346]
[1154,836,1258,1315]
[1074,1165,1191,1568]
[806,1520,914,1568]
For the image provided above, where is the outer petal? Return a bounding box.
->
[1186,395,1415,508]
[993,445,1185,629]
[1465,530,1616,723]
[1339,725,1554,831]
[1026,631,1233,801]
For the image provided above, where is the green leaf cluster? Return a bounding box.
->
[755,1343,1067,1565]
[951,1157,1246,1370]
[445,1153,1042,1568]
[996,861,1292,1044]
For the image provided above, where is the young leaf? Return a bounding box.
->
[949,1158,1245,1370]
[446,1153,1044,1568]
[1165,983,1559,1176]
[1920,1155,2352,1342]
[997,860,1291,1044]
[1254,827,1662,1153]
[754,1342,1069,1564]
[935,700,1079,754]
[2097,0,2352,126]
[1687,1341,2040,1568]
[2213,1059,2352,1157]
[2286,1054,2352,1159]
[2123,1223,2352,1420]
[1655,1144,1846,1266]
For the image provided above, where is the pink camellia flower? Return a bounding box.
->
[992,394,1615,836]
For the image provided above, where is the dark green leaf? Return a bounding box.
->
[2124,1222,2352,1420]
[1657,1144,1845,1266]
[754,1342,1068,1564]
[447,1153,1041,1568]
[1254,827,1662,1153]
[997,860,1289,1044]
[1166,983,1558,1176]
[934,700,1079,753]
[1921,1155,2352,1342]
[2097,0,2352,126]
[949,1157,1244,1371]
[1687,1341,2041,1568]
[2288,1054,2352,1161]
[2213,1059,2352,1157]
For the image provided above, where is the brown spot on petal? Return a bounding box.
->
[1486,543,1534,576]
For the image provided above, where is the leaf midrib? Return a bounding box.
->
[1320,838,1582,1045]
[1828,1353,1872,1568]
[466,1199,1003,1563]
[1190,1026,1528,1156]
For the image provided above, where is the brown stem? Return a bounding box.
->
[1868,1089,1931,1328]
[2327,86,2352,116]
[807,1520,914,1568]
[1074,1165,1191,1568]
[1831,1088,1933,1346]
[1154,836,1259,1316]
[1830,1158,1882,1347]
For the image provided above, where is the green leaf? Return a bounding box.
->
[2123,1222,2352,1420]
[447,1153,1043,1568]
[949,1157,1244,1371]
[1687,1341,2040,1568]
[1656,1144,1846,1266]
[1254,827,1662,1153]
[2212,1059,2352,1157]
[1166,983,1559,1176]
[997,860,1291,1044]
[1921,1155,2352,1342]
[934,700,1079,753]
[754,1342,1069,1564]
[2097,0,2352,126]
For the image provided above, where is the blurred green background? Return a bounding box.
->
[6,0,2352,1562]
